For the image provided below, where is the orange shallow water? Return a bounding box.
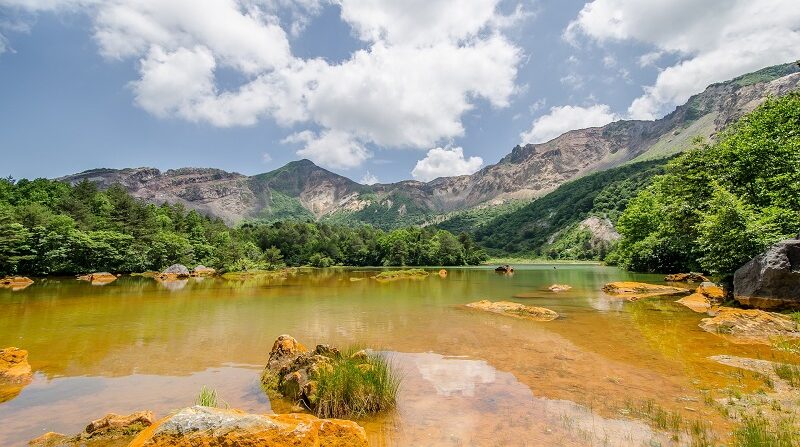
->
[0,266,787,445]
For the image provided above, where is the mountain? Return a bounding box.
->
[59,63,800,227]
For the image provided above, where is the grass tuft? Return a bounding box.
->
[313,347,401,419]
[373,269,429,281]
[732,415,798,447]
[774,363,800,387]
[196,386,222,407]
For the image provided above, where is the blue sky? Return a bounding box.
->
[1,0,797,183]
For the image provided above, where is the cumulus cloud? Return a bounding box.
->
[1,0,525,169]
[359,171,379,185]
[520,104,617,144]
[566,0,800,119]
[411,147,483,182]
[283,129,371,169]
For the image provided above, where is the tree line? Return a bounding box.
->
[0,179,486,276]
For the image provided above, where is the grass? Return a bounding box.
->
[195,386,227,408]
[313,347,401,419]
[732,415,798,447]
[774,363,800,387]
[622,399,716,446]
[772,338,800,356]
[373,269,429,281]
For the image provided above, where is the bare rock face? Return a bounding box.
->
[734,238,800,309]
[699,307,799,344]
[128,406,367,447]
[465,300,558,321]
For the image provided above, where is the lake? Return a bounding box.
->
[0,266,784,446]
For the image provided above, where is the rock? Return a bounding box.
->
[602,282,690,301]
[84,411,154,438]
[734,238,800,309]
[157,264,190,280]
[27,411,154,446]
[28,432,68,447]
[267,334,309,371]
[191,265,216,277]
[676,293,713,313]
[495,265,514,273]
[77,272,118,285]
[438,269,448,277]
[0,276,34,291]
[699,307,800,344]
[0,347,32,381]
[548,284,572,292]
[676,282,726,313]
[128,406,368,447]
[664,272,710,283]
[465,300,558,321]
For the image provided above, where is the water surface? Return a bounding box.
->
[0,266,785,445]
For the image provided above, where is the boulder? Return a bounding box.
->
[28,432,68,447]
[0,347,32,381]
[438,269,448,278]
[734,237,800,309]
[676,293,713,313]
[664,272,709,283]
[157,264,190,280]
[192,265,216,277]
[77,272,118,285]
[548,284,572,292]
[465,300,558,321]
[0,276,33,291]
[495,265,514,273]
[267,334,309,371]
[128,406,367,447]
[602,282,690,301]
[699,307,800,344]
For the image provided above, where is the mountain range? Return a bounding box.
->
[60,63,800,228]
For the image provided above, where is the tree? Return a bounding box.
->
[0,207,32,274]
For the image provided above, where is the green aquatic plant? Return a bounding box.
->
[195,386,220,407]
[313,347,401,419]
[732,415,798,447]
[373,269,429,280]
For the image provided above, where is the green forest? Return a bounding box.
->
[608,92,800,274]
[0,179,485,275]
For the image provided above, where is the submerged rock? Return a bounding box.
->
[465,300,558,321]
[664,272,709,283]
[127,406,367,447]
[77,272,118,285]
[676,282,727,313]
[734,237,800,309]
[495,265,514,273]
[699,307,799,344]
[0,276,33,291]
[0,347,31,381]
[602,282,690,301]
[548,284,572,292]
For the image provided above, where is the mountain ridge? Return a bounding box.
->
[58,62,800,227]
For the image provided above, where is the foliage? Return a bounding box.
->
[195,386,225,408]
[610,92,800,274]
[474,158,668,258]
[313,348,400,418]
[435,200,528,235]
[0,177,483,275]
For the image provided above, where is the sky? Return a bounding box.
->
[1,1,798,184]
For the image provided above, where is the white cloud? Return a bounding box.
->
[520,104,617,144]
[1,0,526,169]
[359,171,378,185]
[637,51,662,68]
[411,147,483,182]
[261,152,272,164]
[567,0,800,119]
[283,129,371,169]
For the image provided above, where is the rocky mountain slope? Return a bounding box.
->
[59,63,800,227]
